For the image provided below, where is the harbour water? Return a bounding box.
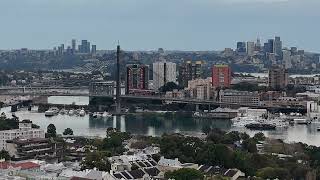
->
[1,96,320,146]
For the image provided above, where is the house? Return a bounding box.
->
[198,165,245,180]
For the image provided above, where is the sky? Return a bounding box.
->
[0,0,319,52]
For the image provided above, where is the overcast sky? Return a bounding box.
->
[0,0,319,52]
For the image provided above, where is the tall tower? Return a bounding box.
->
[116,44,121,114]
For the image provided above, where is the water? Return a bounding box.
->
[1,96,320,146]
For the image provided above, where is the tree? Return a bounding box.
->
[0,150,10,160]
[242,139,257,153]
[47,124,57,138]
[164,168,203,180]
[80,151,111,171]
[254,132,266,141]
[63,128,74,136]
[256,167,289,179]
[159,82,183,93]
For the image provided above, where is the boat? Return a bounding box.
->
[79,109,86,117]
[68,109,75,116]
[193,108,238,119]
[317,127,320,131]
[93,112,102,118]
[294,118,310,125]
[45,107,59,117]
[245,123,276,130]
[60,109,67,115]
[102,111,112,118]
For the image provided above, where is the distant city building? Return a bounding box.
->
[79,40,91,53]
[0,121,45,151]
[219,90,260,106]
[158,48,165,54]
[274,36,282,57]
[268,65,288,90]
[255,38,262,51]
[282,50,292,69]
[264,39,274,54]
[71,39,76,53]
[126,64,149,94]
[89,81,114,96]
[291,47,298,55]
[236,42,246,53]
[223,48,234,57]
[187,77,212,100]
[178,60,203,87]
[91,45,97,55]
[246,41,255,56]
[212,65,232,88]
[153,61,177,90]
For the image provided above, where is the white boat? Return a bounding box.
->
[102,111,112,118]
[93,112,102,118]
[294,118,310,125]
[79,109,86,117]
[68,109,75,116]
[45,107,59,117]
[60,109,67,115]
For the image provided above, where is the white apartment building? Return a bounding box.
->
[0,121,45,150]
[282,49,292,69]
[153,61,177,90]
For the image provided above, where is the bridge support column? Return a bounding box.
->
[195,104,200,112]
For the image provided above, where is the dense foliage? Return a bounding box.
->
[159,128,317,179]
[46,124,57,138]
[63,128,74,135]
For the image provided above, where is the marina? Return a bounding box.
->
[2,96,320,146]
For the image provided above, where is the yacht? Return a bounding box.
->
[294,118,310,125]
[60,109,67,115]
[102,111,112,118]
[93,112,102,118]
[68,109,75,116]
[79,109,86,117]
[45,107,59,117]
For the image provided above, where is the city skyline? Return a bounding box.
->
[0,0,319,52]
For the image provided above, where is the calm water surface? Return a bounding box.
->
[1,96,320,146]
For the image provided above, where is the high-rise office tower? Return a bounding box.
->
[91,45,97,55]
[274,36,282,57]
[246,41,255,56]
[81,40,91,53]
[178,60,203,87]
[72,39,76,53]
[212,65,231,88]
[125,64,149,94]
[255,38,262,51]
[282,50,292,69]
[268,65,288,90]
[153,61,177,90]
[236,42,246,53]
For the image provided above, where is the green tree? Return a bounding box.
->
[253,132,266,141]
[0,150,10,161]
[63,128,74,135]
[165,168,204,180]
[159,82,183,93]
[46,124,57,138]
[80,151,111,171]
[256,167,289,179]
[242,139,257,153]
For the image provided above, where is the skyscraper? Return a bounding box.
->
[178,60,203,87]
[274,36,282,57]
[153,61,177,90]
[72,39,76,53]
[80,40,91,53]
[264,39,274,54]
[268,65,288,90]
[246,41,255,56]
[212,64,231,88]
[125,64,149,94]
[236,42,246,53]
[91,45,97,55]
[282,50,292,69]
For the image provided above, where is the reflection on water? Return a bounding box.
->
[2,95,320,146]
